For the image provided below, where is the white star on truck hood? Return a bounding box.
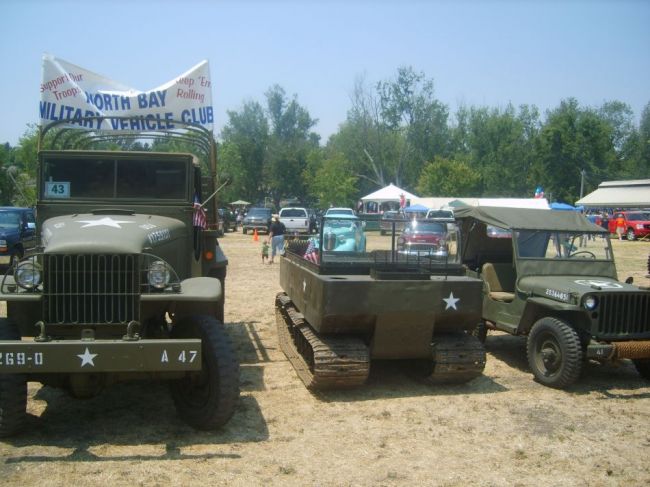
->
[443,292,460,310]
[75,217,135,228]
[77,347,98,367]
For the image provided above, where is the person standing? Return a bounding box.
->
[615,213,625,240]
[268,214,286,264]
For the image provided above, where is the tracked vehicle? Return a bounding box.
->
[0,117,239,436]
[275,215,486,389]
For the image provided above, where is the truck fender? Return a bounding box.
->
[173,277,222,318]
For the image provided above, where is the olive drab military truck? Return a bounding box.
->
[0,117,239,436]
[455,206,650,389]
[275,215,486,389]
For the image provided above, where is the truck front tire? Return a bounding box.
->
[169,316,239,430]
[0,319,27,437]
[527,317,583,389]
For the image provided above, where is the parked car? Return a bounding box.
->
[321,214,366,252]
[242,207,272,234]
[607,211,650,240]
[218,208,237,233]
[279,207,310,234]
[379,210,408,235]
[0,207,37,267]
[397,220,449,257]
[324,207,355,217]
[425,209,454,221]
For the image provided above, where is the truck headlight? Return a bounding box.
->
[583,295,598,310]
[148,260,171,289]
[15,261,42,290]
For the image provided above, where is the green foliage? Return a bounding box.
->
[533,98,617,202]
[464,104,540,196]
[416,156,480,197]
[5,70,648,209]
[305,150,358,208]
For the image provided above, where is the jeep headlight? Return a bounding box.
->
[15,261,42,290]
[148,260,171,289]
[583,295,598,310]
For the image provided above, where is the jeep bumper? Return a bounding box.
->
[587,340,650,360]
[0,339,202,373]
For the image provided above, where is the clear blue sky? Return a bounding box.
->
[2,0,649,146]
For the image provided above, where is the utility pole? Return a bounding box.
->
[580,169,586,199]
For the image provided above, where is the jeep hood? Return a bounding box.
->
[41,213,186,254]
[519,275,642,301]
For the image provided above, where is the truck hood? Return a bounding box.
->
[41,213,186,254]
[0,227,20,243]
[519,275,643,303]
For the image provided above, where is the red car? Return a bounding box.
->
[608,211,650,241]
[397,220,448,256]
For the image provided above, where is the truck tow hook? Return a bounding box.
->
[122,320,141,341]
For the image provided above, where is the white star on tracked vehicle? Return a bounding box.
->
[75,217,135,228]
[443,292,460,310]
[77,347,98,367]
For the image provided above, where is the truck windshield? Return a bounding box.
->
[0,211,21,228]
[41,157,187,200]
[516,230,612,260]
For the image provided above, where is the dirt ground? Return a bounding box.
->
[1,232,649,486]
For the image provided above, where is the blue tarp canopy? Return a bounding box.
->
[404,204,429,213]
[550,202,578,211]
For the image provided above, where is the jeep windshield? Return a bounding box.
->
[515,230,613,261]
[41,156,188,200]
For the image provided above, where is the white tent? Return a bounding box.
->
[449,197,550,209]
[576,179,650,208]
[360,183,418,213]
[411,197,458,209]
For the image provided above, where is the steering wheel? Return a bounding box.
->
[569,250,596,259]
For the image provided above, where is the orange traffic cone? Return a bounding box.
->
[253,229,259,242]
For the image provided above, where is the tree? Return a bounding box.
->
[416,156,480,196]
[305,150,358,208]
[533,99,616,202]
[220,100,269,205]
[377,66,449,187]
[264,85,319,207]
[464,104,540,197]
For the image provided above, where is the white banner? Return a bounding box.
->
[40,54,213,131]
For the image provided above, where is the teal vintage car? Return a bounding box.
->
[320,214,366,252]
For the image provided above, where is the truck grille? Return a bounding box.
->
[596,293,650,338]
[43,254,140,325]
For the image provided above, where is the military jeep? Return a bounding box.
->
[0,118,239,436]
[456,206,650,389]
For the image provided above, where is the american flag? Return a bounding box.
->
[304,239,319,264]
[193,193,207,229]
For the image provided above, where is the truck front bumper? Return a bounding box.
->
[0,338,202,373]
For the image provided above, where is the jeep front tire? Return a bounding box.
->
[526,317,583,389]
